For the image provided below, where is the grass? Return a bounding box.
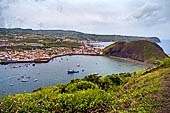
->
[113,68,169,112]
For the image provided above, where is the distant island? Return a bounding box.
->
[0,28,161,42]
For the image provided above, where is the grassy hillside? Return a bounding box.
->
[0,58,170,112]
[104,40,168,63]
[0,28,161,42]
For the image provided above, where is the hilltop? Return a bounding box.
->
[104,40,168,63]
[0,58,170,112]
[0,28,161,42]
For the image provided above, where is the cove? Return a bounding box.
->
[0,55,147,96]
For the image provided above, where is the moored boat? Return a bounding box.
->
[10,84,14,86]
[34,79,38,82]
[68,69,79,74]
[92,72,99,75]
[21,79,29,82]
[82,69,85,72]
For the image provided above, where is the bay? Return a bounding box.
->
[0,55,147,96]
[158,40,170,54]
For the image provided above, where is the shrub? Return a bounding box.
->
[64,81,97,93]
[161,58,170,67]
[100,75,123,90]
[83,74,102,85]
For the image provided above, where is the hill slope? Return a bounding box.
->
[104,40,168,63]
[0,59,170,112]
[0,28,161,42]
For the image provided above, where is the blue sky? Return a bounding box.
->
[0,0,170,39]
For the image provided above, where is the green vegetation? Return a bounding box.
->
[0,28,161,42]
[34,58,49,63]
[65,34,160,42]
[0,32,83,51]
[0,46,46,51]
[9,38,40,43]
[1,58,170,112]
[103,40,168,63]
[56,41,83,48]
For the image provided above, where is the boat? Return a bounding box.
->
[82,69,85,72]
[93,72,99,75]
[21,79,29,82]
[27,76,31,79]
[12,66,18,68]
[34,79,38,82]
[10,84,14,86]
[68,69,79,74]
[77,64,80,67]
[21,75,24,78]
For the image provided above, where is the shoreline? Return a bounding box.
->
[0,54,104,65]
[107,55,154,68]
[0,53,153,67]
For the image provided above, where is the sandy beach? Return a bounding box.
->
[108,56,154,68]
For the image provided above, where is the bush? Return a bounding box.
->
[83,74,102,85]
[64,81,97,93]
[161,58,170,67]
[100,75,123,90]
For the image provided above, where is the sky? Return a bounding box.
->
[0,0,170,39]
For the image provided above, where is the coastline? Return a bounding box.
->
[107,55,154,68]
[0,54,104,65]
[0,53,153,68]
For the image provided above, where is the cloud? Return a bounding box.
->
[0,0,170,39]
[129,0,170,25]
[133,3,160,20]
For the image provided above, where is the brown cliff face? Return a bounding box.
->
[104,40,168,63]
